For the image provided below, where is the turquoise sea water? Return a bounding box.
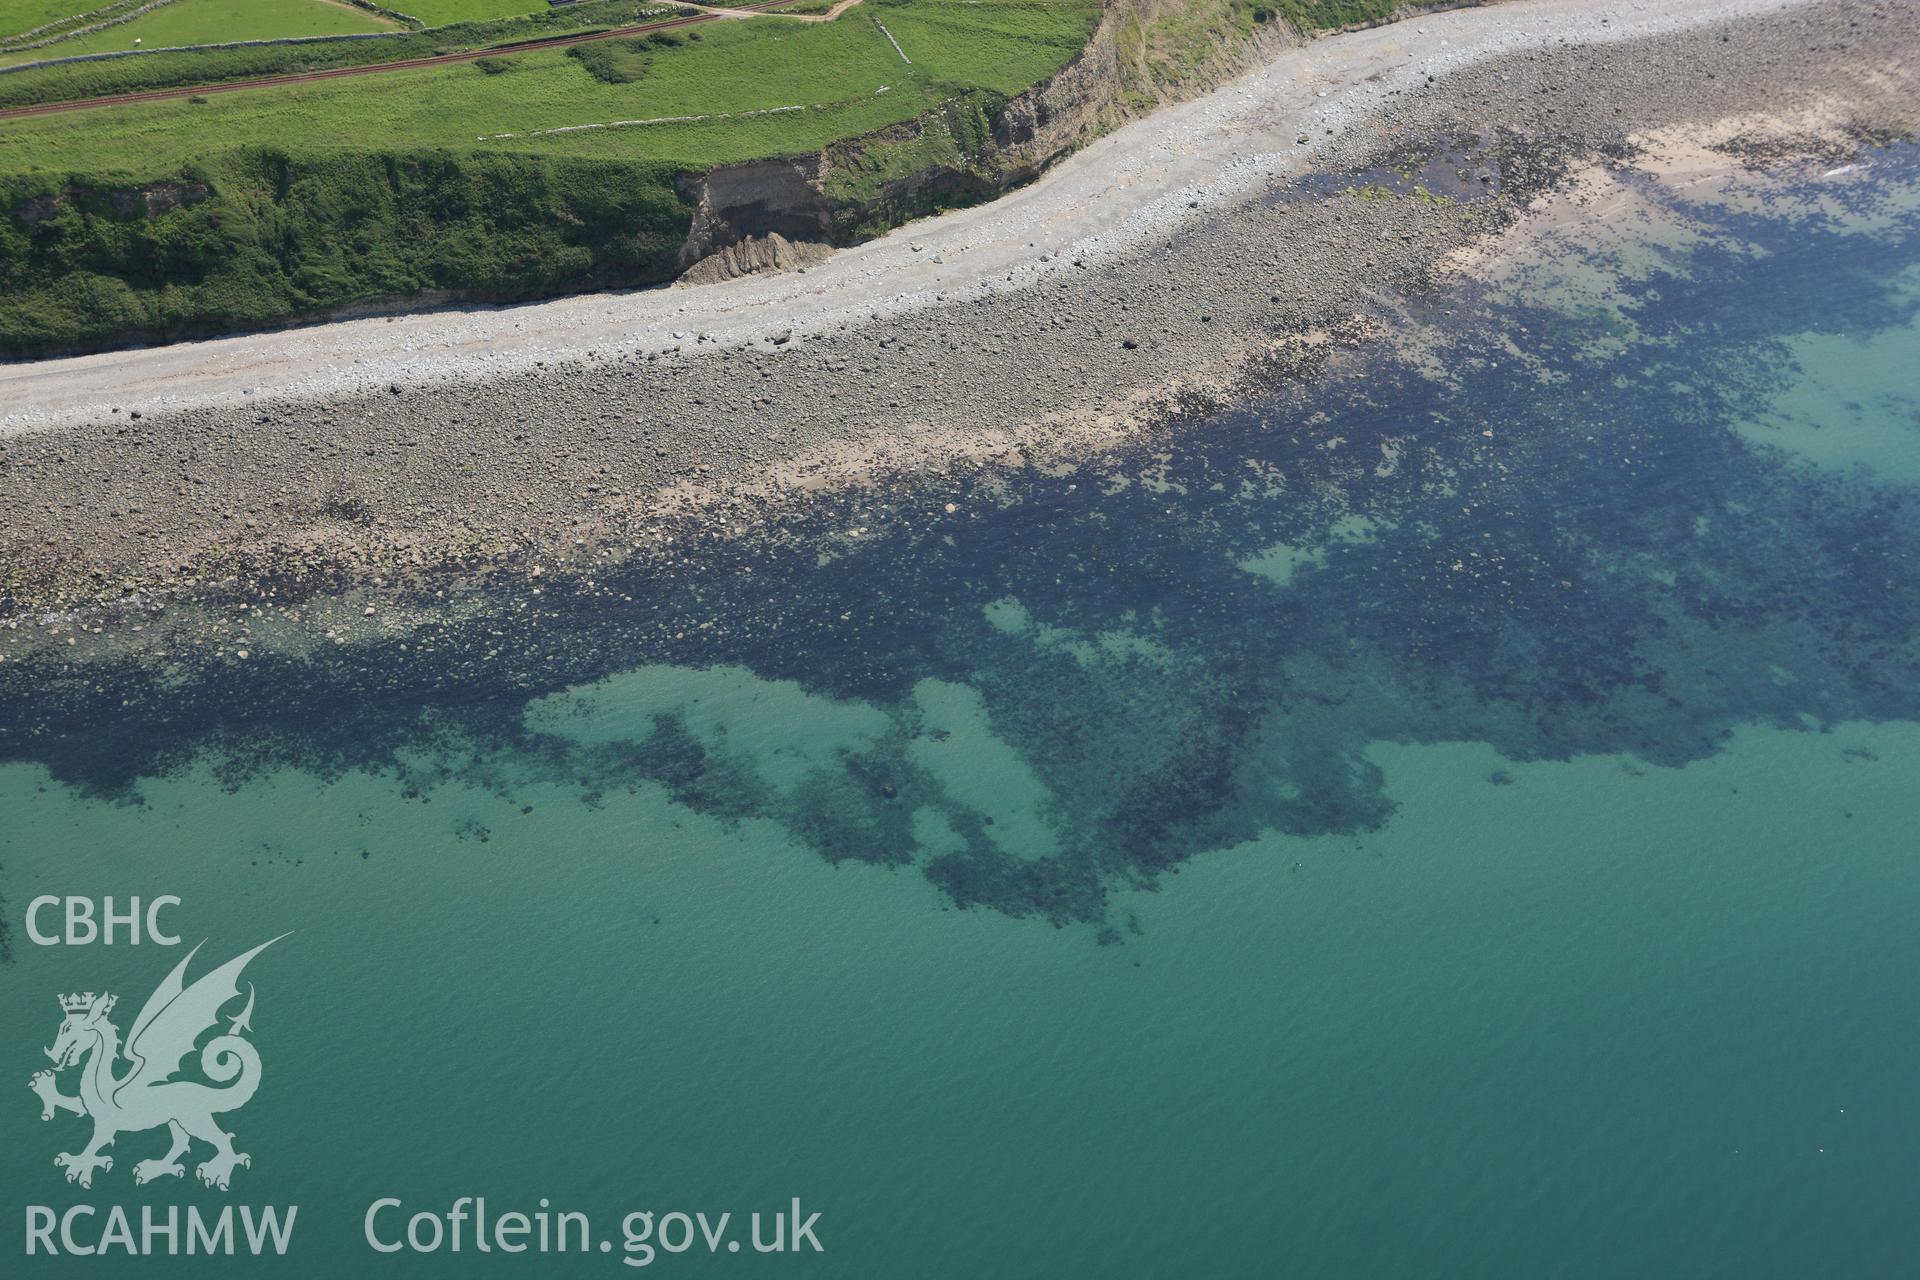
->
[2,153,1919,1276]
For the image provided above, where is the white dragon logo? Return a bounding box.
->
[27,935,287,1191]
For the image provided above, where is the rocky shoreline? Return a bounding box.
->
[0,0,1914,669]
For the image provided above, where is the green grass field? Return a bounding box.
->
[0,0,685,97]
[0,0,1093,169]
[399,0,550,26]
[0,0,400,67]
[0,0,111,42]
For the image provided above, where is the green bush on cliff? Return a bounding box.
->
[565,30,687,84]
[823,89,1005,238]
[0,148,689,354]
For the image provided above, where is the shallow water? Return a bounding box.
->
[2,151,1918,1276]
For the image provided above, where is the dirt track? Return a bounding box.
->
[0,0,794,120]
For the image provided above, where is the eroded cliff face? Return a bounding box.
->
[675,158,832,272]
[989,0,1300,181]
[674,0,1306,276]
